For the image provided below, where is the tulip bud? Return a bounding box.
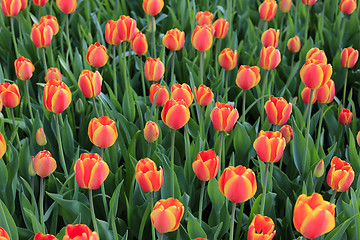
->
[301,86,317,104]
[280,0,292,12]
[151,198,184,233]
[302,0,317,5]
[192,149,219,181]
[0,227,10,240]
[235,65,261,90]
[327,156,354,192]
[36,128,47,146]
[34,232,58,240]
[78,70,102,98]
[142,0,164,16]
[210,102,239,132]
[170,83,194,107]
[340,0,357,14]
[357,131,360,147]
[259,0,278,21]
[338,108,352,125]
[86,42,109,68]
[63,224,99,240]
[279,125,293,143]
[341,47,358,68]
[131,32,148,55]
[0,132,6,159]
[75,98,84,114]
[162,28,185,51]
[314,159,324,178]
[144,57,165,81]
[1,0,21,17]
[300,60,332,89]
[191,25,213,52]
[144,121,159,143]
[20,0,27,11]
[0,82,21,108]
[212,18,229,39]
[260,46,281,70]
[32,0,47,7]
[314,80,335,104]
[149,84,169,106]
[264,97,292,125]
[56,0,77,14]
[88,116,118,148]
[248,214,276,240]
[32,150,57,178]
[40,15,59,35]
[105,20,122,45]
[135,158,163,192]
[253,130,286,163]
[28,157,36,176]
[261,28,279,48]
[161,99,190,130]
[117,15,137,42]
[45,68,62,82]
[14,56,35,81]
[31,22,53,48]
[306,48,327,63]
[194,84,214,106]
[196,11,213,25]
[218,48,237,70]
[43,80,72,113]
[287,36,301,53]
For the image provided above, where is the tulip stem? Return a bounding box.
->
[199,106,204,145]
[200,51,204,85]
[55,114,69,177]
[304,5,310,42]
[149,79,164,122]
[170,129,176,197]
[215,40,220,78]
[260,70,269,126]
[100,148,109,219]
[316,104,325,151]
[39,177,45,232]
[342,69,348,107]
[66,14,73,63]
[152,17,156,57]
[170,51,176,86]
[260,162,270,215]
[139,56,147,105]
[295,0,300,33]
[224,71,229,101]
[198,181,206,226]
[10,108,21,147]
[11,17,19,57]
[217,131,225,180]
[113,46,118,99]
[17,15,23,44]
[25,81,34,120]
[42,48,48,72]
[159,233,164,240]
[312,178,318,193]
[303,89,314,178]
[229,202,236,240]
[301,237,307,240]
[150,192,156,240]
[330,191,337,204]
[242,90,246,124]
[92,97,100,118]
[89,189,99,234]
[320,0,326,47]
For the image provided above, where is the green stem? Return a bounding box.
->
[229,202,236,240]
[200,51,204,85]
[302,237,307,240]
[198,181,206,226]
[49,43,55,67]
[304,5,310,42]
[147,142,152,157]
[92,97,100,118]
[242,90,246,124]
[330,190,337,204]
[25,81,34,119]
[312,178,318,193]
[342,69,348,107]
[11,108,21,147]
[260,162,270,215]
[55,114,68,177]
[100,148,109,219]
[199,106,204,144]
[113,46,118,99]
[149,79,164,122]
[170,51,176,86]
[215,40,220,78]
[11,17,19,57]
[152,17,156,57]
[66,14,74,63]
[303,89,314,178]
[39,177,45,232]
[42,48,48,71]
[320,0,326,47]
[123,43,129,91]
[150,192,156,240]
[89,189,99,234]
[170,129,176,197]
[260,70,269,126]
[140,56,147,105]
[159,233,164,240]
[295,0,300,33]
[224,70,229,101]
[316,104,325,151]
[217,131,225,179]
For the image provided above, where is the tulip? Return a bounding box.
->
[261,28,279,48]
[192,149,219,181]
[34,233,58,240]
[170,83,194,107]
[144,121,159,143]
[218,48,237,70]
[56,0,77,14]
[0,98,2,112]
[20,0,27,11]
[1,0,21,17]
[235,65,261,90]
[300,60,332,89]
[63,224,99,240]
[88,116,118,148]
[149,84,169,106]
[31,22,53,48]
[280,0,292,12]
[213,18,229,39]
[279,125,293,143]
[36,128,47,146]
[338,108,352,125]
[210,102,239,131]
[287,36,301,53]
[191,25,213,52]
[293,193,335,239]
[43,80,71,113]
[357,131,360,147]
[0,132,6,159]
[14,56,35,81]
[131,31,148,55]
[74,153,109,189]
[0,82,21,108]
[194,84,214,106]
[248,214,276,240]
[86,42,109,68]
[144,58,164,82]
[32,150,57,178]
[117,15,137,42]
[314,159,324,178]
[161,99,190,130]
[135,158,163,192]
[196,11,213,25]
[162,28,185,51]
[306,48,327,63]
[218,165,257,203]
[0,227,9,240]
[259,0,278,21]
[104,20,122,45]
[78,70,102,98]
[340,0,357,14]
[264,97,292,125]
[260,46,281,70]
[142,0,164,16]
[40,15,59,35]
[193,239,207,240]
[341,47,358,68]
[32,0,47,7]
[150,198,184,233]
[314,80,335,104]
[301,86,317,104]
[44,68,62,82]
[302,0,317,5]
[253,130,286,163]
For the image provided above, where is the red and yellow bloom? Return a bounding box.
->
[86,42,108,68]
[105,20,122,45]
[248,214,276,240]
[196,11,213,25]
[259,0,278,21]
[0,82,21,108]
[144,121,159,143]
[170,83,194,107]
[149,84,169,106]
[314,80,335,104]
[218,48,237,70]
[260,46,281,70]
[236,65,261,90]
[191,25,213,52]
[264,97,292,125]
[14,56,35,81]
[340,0,357,14]
[0,227,9,240]
[287,36,301,53]
[194,84,214,106]
[341,47,358,68]
[63,224,99,240]
[300,60,332,89]
[32,150,57,178]
[150,198,184,233]
[192,149,219,181]
[142,0,164,16]
[162,28,185,51]
[253,131,286,163]
[280,0,292,12]
[88,116,118,148]
[301,86,317,104]
[43,80,71,113]
[161,99,190,129]
[56,0,77,14]
[33,0,48,7]
[1,0,21,17]
[210,102,239,131]
[131,31,148,55]
[213,18,229,39]
[306,48,327,63]
[34,233,58,240]
[0,133,6,159]
[261,28,279,48]
[31,22,53,48]
[78,70,102,98]
[338,108,352,125]
[40,15,59,35]
[135,158,163,192]
[117,15,137,42]
[302,0,317,5]
[279,125,293,143]
[144,57,165,81]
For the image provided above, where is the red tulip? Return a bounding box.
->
[341,47,358,68]
[0,82,21,108]
[56,0,77,14]
[340,0,357,14]
[40,15,59,35]
[301,86,317,104]
[261,28,279,48]
[144,121,159,143]
[314,80,335,104]
[300,60,332,89]
[210,102,239,131]
[36,128,47,146]
[144,57,165,81]
[43,80,71,113]
[88,116,118,148]
[253,130,286,163]
[248,214,276,240]
[117,15,137,42]
[196,11,213,25]
[0,227,9,240]
[280,0,292,12]
[259,0,278,21]
[260,46,281,70]
[279,125,293,143]
[45,68,62,82]
[161,99,190,130]
[302,0,317,5]
[213,18,229,39]
[131,31,148,55]
[150,198,184,233]
[338,108,352,125]
[135,158,163,192]
[78,70,102,98]
[14,56,35,81]
[264,97,292,125]
[32,0,47,7]
[314,159,324,178]
[105,20,122,45]
[236,65,261,90]
[86,42,109,68]
[287,36,301,53]
[34,233,58,240]
[162,28,185,51]
[142,0,164,16]
[0,132,6,159]
[63,224,99,240]
[170,83,194,107]
[194,84,214,106]
[31,22,53,48]
[306,48,327,64]
[1,0,21,17]
[192,149,219,181]
[32,150,57,178]
[149,84,169,106]
[191,25,213,52]
[218,48,237,70]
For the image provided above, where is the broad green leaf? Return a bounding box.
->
[187,212,207,239]
[0,199,18,240]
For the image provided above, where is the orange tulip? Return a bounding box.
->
[191,25,213,52]
[218,48,237,70]
[314,79,335,104]
[32,0,47,6]
[78,70,102,98]
[0,227,9,240]
[56,0,77,14]
[162,28,185,51]
[279,125,293,143]
[144,57,165,81]
[260,46,281,70]
[86,42,108,68]
[264,97,292,125]
[192,149,219,181]
[301,86,317,104]
[161,99,190,129]
[170,83,194,107]
[213,18,229,39]
[150,198,184,233]
[0,82,21,108]
[36,128,47,146]
[300,60,332,89]
[280,0,292,12]
[104,20,122,45]
[34,233,58,240]
[287,36,301,53]
[40,15,59,35]
[142,0,164,16]
[63,224,99,240]
[253,130,286,163]
[43,80,71,113]
[341,47,358,68]
[338,108,352,125]
[261,28,279,48]
[14,56,35,81]
[144,121,159,143]
[149,83,169,106]
[135,158,163,192]
[194,84,214,106]
[293,193,335,239]
[302,0,317,5]
[259,0,278,21]
[1,0,21,17]
[117,15,137,42]
[314,159,324,178]
[248,214,276,240]
[31,150,57,178]
[340,0,357,14]
[210,102,239,131]
[0,132,6,159]
[88,116,118,148]
[219,165,257,203]
[306,48,327,63]
[131,31,148,55]
[196,11,213,25]
[31,22,53,48]
[236,65,261,90]
[45,68,62,82]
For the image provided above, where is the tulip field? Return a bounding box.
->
[1,0,360,239]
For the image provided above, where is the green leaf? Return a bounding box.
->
[207,178,225,214]
[0,159,8,192]
[348,130,360,172]
[324,215,355,240]
[61,116,74,161]
[187,212,207,239]
[0,199,18,240]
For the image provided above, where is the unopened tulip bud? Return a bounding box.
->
[287,36,301,53]
[45,68,62,82]
[142,0,164,16]
[338,108,352,125]
[144,121,159,143]
[279,125,293,143]
[314,159,324,178]
[340,0,357,14]
[213,18,229,39]
[341,47,358,68]
[36,128,47,146]
[218,48,237,70]
[259,0,278,21]
[261,28,279,48]
[32,150,57,178]
[260,46,281,70]
[14,56,35,81]
[28,157,36,176]
[301,86,317,104]
[196,11,213,25]
[280,0,292,12]
[75,98,84,114]
[86,42,109,68]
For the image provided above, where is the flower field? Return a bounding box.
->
[0,0,360,239]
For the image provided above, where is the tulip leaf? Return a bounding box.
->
[0,199,18,240]
[187,212,207,239]
[0,159,8,192]
[292,118,309,177]
[122,89,136,123]
[347,130,360,172]
[18,139,31,178]
[207,178,225,214]
[23,208,42,233]
[233,123,252,166]
[324,215,355,240]
[61,116,74,162]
